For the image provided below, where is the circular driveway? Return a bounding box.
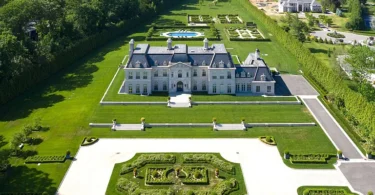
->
[57,138,352,195]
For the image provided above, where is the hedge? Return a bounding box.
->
[145,167,174,185]
[229,37,270,41]
[289,154,335,164]
[298,186,358,195]
[238,0,375,139]
[182,167,208,185]
[120,154,176,174]
[25,155,66,164]
[146,37,220,41]
[182,154,234,173]
[259,136,277,145]
[81,137,99,146]
[153,25,210,29]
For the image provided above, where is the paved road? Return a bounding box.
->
[303,98,363,159]
[338,162,375,194]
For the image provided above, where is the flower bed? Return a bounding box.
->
[25,155,66,164]
[289,154,335,164]
[81,137,99,146]
[217,14,242,24]
[182,154,234,173]
[120,154,176,174]
[259,136,277,145]
[182,167,208,184]
[188,14,213,23]
[145,167,174,185]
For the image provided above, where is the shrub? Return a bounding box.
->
[81,137,99,146]
[141,117,145,122]
[368,191,374,195]
[266,136,272,142]
[327,32,345,38]
[120,154,176,174]
[212,117,217,122]
[25,155,66,163]
[284,150,290,155]
[337,150,342,155]
[182,154,234,173]
[289,153,335,164]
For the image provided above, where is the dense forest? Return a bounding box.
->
[0,0,179,104]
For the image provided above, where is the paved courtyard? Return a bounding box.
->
[275,75,319,96]
[57,139,352,195]
[310,30,370,44]
[338,162,375,194]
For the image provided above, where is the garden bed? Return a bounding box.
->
[259,136,277,145]
[81,137,99,146]
[188,14,213,24]
[297,186,359,195]
[106,153,246,195]
[25,155,66,164]
[225,26,267,41]
[217,14,243,24]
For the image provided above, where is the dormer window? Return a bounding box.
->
[163,61,167,66]
[155,60,158,66]
[261,74,266,81]
[135,61,141,68]
[228,61,232,67]
[236,73,239,78]
[241,71,245,78]
[202,60,206,66]
[219,60,224,68]
[247,72,251,77]
[213,63,217,68]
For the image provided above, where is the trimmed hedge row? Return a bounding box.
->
[117,178,174,194]
[146,37,220,41]
[290,154,335,164]
[300,187,358,195]
[153,25,210,29]
[259,136,277,145]
[229,37,270,41]
[238,0,375,140]
[120,154,175,174]
[25,155,65,164]
[182,154,234,173]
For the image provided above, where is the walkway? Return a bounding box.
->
[57,139,351,195]
[169,92,191,108]
[301,97,363,159]
[338,161,375,194]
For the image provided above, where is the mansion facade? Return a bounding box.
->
[122,38,275,95]
[278,0,322,12]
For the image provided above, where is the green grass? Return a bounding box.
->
[90,104,314,123]
[297,186,359,195]
[303,42,349,69]
[0,0,336,193]
[106,153,247,195]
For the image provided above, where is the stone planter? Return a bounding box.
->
[141,121,145,131]
[284,153,290,159]
[337,154,343,159]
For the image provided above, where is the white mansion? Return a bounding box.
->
[278,0,322,12]
[121,38,275,95]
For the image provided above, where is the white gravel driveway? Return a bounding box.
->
[57,139,353,195]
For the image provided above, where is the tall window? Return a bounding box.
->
[193,69,197,77]
[136,84,140,93]
[193,82,197,91]
[143,72,147,79]
[220,75,224,79]
[154,70,158,77]
[212,75,217,79]
[267,86,271,93]
[202,69,206,76]
[186,72,189,77]
[171,71,174,77]
[213,84,217,93]
[128,84,133,93]
[154,82,158,91]
[136,72,140,79]
[247,83,251,92]
[163,69,167,77]
[202,82,207,90]
[128,72,133,79]
[227,85,232,93]
[143,84,147,94]
[236,83,240,92]
[227,71,231,79]
[178,70,182,78]
[256,86,260,92]
[163,81,167,91]
[241,83,246,91]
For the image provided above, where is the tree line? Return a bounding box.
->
[0,0,181,104]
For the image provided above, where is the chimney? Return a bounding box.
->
[167,38,172,50]
[255,48,260,59]
[129,39,134,55]
[203,38,209,50]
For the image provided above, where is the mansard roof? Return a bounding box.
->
[126,43,233,68]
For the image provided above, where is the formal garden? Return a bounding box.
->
[106,153,246,195]
[188,14,214,24]
[217,14,243,24]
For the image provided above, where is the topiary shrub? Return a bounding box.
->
[368,191,374,195]
[152,170,159,178]
[266,136,272,142]
[194,171,202,179]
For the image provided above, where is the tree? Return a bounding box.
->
[10,132,26,151]
[325,18,333,27]
[0,150,10,172]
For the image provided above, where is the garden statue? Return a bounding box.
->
[175,167,180,178]
[133,168,137,178]
[215,168,219,178]
[141,117,145,131]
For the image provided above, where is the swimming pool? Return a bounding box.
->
[161,31,204,38]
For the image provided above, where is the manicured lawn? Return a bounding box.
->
[0,0,336,193]
[90,104,314,123]
[91,126,337,169]
[303,42,349,69]
[106,153,247,195]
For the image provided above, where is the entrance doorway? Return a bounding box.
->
[177,81,183,92]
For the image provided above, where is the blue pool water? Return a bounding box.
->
[167,32,198,37]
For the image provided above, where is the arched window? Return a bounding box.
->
[202,82,207,90]
[136,84,140,93]
[202,69,206,77]
[128,72,133,79]
[193,81,197,91]
[178,70,182,78]
[186,71,189,77]
[213,84,217,93]
[193,69,197,77]
[163,69,167,77]
[143,72,148,79]
[227,84,231,93]
[154,70,158,77]
[154,82,158,91]
[227,71,231,79]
